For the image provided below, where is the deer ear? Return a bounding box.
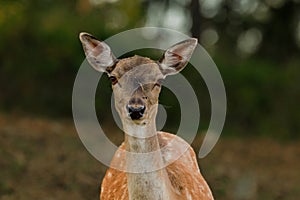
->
[159,38,197,76]
[79,32,117,73]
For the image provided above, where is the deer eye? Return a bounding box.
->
[152,79,163,89]
[154,83,161,87]
[152,82,161,90]
[109,76,118,85]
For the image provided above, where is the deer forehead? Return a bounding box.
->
[111,55,163,82]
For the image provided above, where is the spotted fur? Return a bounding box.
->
[100,132,213,200]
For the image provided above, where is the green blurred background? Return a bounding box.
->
[1,0,300,199]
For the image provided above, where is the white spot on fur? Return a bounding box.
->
[121,191,126,200]
[199,185,204,191]
[174,188,181,195]
[164,152,172,162]
[119,160,124,168]
[107,172,112,178]
[160,135,169,140]
[186,192,192,200]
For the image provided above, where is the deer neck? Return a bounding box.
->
[122,119,174,200]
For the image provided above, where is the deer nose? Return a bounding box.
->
[127,105,145,120]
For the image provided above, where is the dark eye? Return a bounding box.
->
[109,76,118,85]
[152,82,161,89]
[153,79,163,89]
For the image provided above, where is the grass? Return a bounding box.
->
[0,113,299,199]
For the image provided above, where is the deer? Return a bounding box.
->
[79,32,214,200]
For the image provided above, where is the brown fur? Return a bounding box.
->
[79,33,213,200]
[111,55,157,80]
[100,132,213,200]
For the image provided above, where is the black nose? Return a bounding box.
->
[127,105,145,120]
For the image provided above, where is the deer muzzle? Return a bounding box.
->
[127,105,146,120]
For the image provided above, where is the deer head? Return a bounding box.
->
[79,33,197,129]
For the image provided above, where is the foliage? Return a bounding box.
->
[0,0,143,115]
[0,0,299,139]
